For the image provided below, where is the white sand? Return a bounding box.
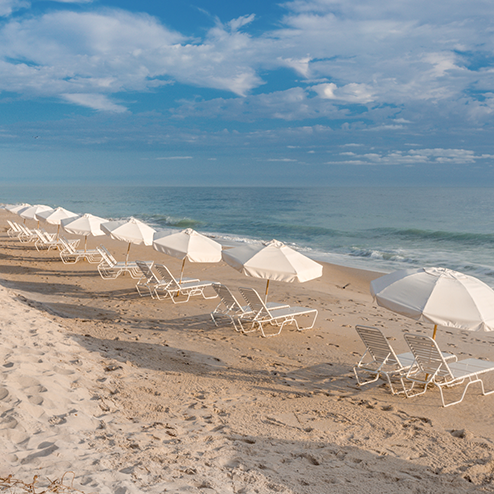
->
[1,210,494,493]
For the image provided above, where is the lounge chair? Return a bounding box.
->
[403,333,494,407]
[16,224,39,243]
[210,283,289,331]
[211,283,289,333]
[135,260,198,298]
[96,245,148,279]
[6,220,23,238]
[34,229,74,251]
[153,263,218,304]
[353,325,422,394]
[237,287,318,337]
[58,236,103,264]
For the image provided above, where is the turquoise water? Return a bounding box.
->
[2,185,494,285]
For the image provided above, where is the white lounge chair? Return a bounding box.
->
[211,283,290,331]
[237,287,317,337]
[58,236,102,264]
[16,224,39,243]
[34,229,73,251]
[403,333,494,407]
[135,260,198,298]
[153,263,218,304]
[96,245,147,279]
[6,220,23,238]
[353,325,423,394]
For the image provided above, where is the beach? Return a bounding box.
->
[1,208,494,493]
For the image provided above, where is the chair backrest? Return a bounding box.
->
[154,264,178,288]
[7,220,20,232]
[238,287,269,317]
[97,245,115,267]
[59,236,76,253]
[34,229,48,242]
[355,325,401,366]
[136,260,158,283]
[213,283,243,312]
[404,333,453,379]
[20,224,34,235]
[98,245,117,264]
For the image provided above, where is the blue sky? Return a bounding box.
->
[1,0,494,186]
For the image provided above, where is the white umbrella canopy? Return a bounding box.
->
[6,203,30,214]
[7,203,31,223]
[61,213,108,251]
[36,207,79,237]
[222,239,323,300]
[19,204,54,227]
[153,228,222,281]
[370,267,494,337]
[101,217,156,263]
[20,204,53,220]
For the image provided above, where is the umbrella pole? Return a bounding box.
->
[84,236,88,253]
[424,324,440,382]
[125,243,131,266]
[265,279,270,303]
[180,258,186,284]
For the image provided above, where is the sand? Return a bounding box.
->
[1,209,494,493]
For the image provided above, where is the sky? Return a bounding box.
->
[0,0,494,186]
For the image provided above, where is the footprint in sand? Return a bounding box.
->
[28,395,44,405]
[17,376,41,388]
[0,387,9,400]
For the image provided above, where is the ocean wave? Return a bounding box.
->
[348,246,417,264]
[364,228,494,246]
[136,214,204,230]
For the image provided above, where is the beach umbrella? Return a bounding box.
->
[101,217,156,264]
[153,228,222,282]
[20,204,54,227]
[370,267,494,338]
[36,207,79,237]
[6,203,31,224]
[6,203,30,214]
[61,213,108,252]
[222,239,323,301]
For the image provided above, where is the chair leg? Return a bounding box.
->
[353,367,380,387]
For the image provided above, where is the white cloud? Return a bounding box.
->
[266,158,297,161]
[156,156,193,160]
[0,0,28,16]
[0,10,264,109]
[62,93,127,112]
[313,82,375,103]
[327,148,493,165]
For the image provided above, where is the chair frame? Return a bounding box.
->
[7,220,23,238]
[34,230,76,252]
[210,283,253,331]
[135,260,198,298]
[403,333,494,407]
[96,245,144,279]
[237,287,317,337]
[211,283,291,331]
[58,236,102,264]
[17,224,39,243]
[153,263,218,304]
[353,325,420,395]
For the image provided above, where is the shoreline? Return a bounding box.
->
[1,209,494,493]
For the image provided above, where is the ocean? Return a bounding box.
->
[2,185,494,286]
